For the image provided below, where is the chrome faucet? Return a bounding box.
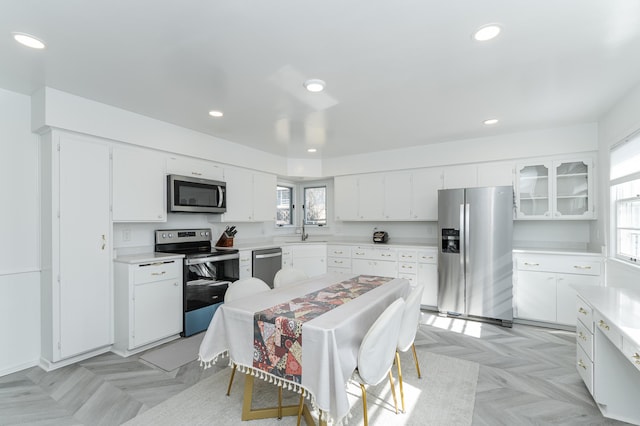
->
[301,204,309,241]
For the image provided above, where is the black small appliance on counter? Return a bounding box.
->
[372,231,389,243]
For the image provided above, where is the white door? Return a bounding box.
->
[252,172,277,222]
[357,174,385,220]
[384,172,411,220]
[224,167,254,221]
[133,279,182,348]
[58,135,111,359]
[515,271,556,322]
[410,169,442,220]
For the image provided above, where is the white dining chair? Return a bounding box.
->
[352,298,406,426]
[273,268,308,288]
[224,277,271,396]
[395,285,424,412]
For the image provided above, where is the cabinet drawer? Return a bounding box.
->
[516,255,600,276]
[417,250,437,264]
[327,257,351,269]
[594,312,623,350]
[134,260,181,285]
[327,245,350,258]
[398,262,418,274]
[576,344,593,394]
[576,296,593,331]
[576,320,593,361]
[352,247,397,261]
[398,273,417,286]
[622,338,640,373]
[398,250,418,262]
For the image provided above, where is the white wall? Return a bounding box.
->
[597,81,640,288]
[0,88,41,375]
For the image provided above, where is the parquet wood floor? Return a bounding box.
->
[0,312,630,425]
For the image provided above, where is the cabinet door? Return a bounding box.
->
[477,163,514,187]
[239,250,252,279]
[515,271,556,322]
[358,174,385,220]
[166,155,223,180]
[294,256,326,277]
[223,167,254,221]
[516,163,552,218]
[373,260,398,278]
[411,169,442,220]
[351,259,373,276]
[252,172,277,222]
[418,262,438,307]
[133,279,182,348]
[556,274,600,326]
[112,146,166,222]
[443,164,477,189]
[554,160,593,219]
[384,172,412,220]
[334,175,359,221]
[58,135,112,359]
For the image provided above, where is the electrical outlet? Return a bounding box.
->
[122,228,131,242]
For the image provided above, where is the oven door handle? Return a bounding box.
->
[185,253,239,265]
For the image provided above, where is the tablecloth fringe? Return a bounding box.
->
[197,350,229,369]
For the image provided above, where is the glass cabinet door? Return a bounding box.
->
[554,161,590,217]
[517,164,551,217]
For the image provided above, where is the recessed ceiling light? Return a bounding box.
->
[303,79,325,93]
[483,118,499,125]
[473,24,501,42]
[13,32,46,49]
[208,110,223,117]
[307,148,317,153]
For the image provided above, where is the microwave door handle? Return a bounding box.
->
[217,186,224,208]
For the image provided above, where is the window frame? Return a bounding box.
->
[276,184,295,227]
[303,185,327,227]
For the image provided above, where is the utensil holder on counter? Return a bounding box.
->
[216,233,234,247]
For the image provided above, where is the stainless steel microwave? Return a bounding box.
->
[167,174,226,213]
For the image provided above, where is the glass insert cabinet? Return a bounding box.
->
[515,159,594,219]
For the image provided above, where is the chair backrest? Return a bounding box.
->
[397,285,424,352]
[225,277,270,302]
[357,298,405,386]
[273,268,308,288]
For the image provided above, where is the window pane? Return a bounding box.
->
[304,186,326,225]
[276,186,292,226]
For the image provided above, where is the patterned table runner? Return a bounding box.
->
[253,275,393,383]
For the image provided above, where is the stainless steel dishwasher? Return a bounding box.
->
[252,247,282,288]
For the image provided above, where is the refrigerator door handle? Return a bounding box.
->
[464,202,470,274]
[459,203,466,274]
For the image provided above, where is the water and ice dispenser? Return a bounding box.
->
[441,228,460,253]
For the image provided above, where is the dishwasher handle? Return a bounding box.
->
[254,252,282,259]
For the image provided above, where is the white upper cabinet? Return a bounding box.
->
[515,157,594,220]
[334,175,359,221]
[166,155,224,181]
[410,168,442,221]
[477,162,514,187]
[223,166,276,222]
[112,146,166,222]
[384,172,412,220]
[358,173,385,220]
[442,164,478,189]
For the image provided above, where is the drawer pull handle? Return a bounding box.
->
[151,271,167,276]
[578,332,587,342]
[598,320,610,331]
[523,262,539,266]
[355,252,365,255]
[578,307,588,315]
[335,260,343,264]
[402,265,413,269]
[578,359,587,370]
[334,251,343,255]
[573,265,592,270]
[633,353,640,361]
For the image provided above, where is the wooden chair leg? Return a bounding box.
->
[360,383,369,426]
[226,364,237,396]
[396,351,405,413]
[277,385,283,419]
[411,343,422,379]
[296,390,305,426]
[388,371,398,414]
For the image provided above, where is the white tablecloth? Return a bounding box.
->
[198,272,410,424]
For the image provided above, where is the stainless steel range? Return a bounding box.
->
[155,228,239,337]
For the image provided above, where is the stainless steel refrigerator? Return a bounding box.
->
[437,186,514,326]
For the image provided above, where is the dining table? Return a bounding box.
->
[198,272,411,425]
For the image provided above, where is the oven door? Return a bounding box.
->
[182,256,239,336]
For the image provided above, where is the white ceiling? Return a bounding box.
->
[2,1,640,159]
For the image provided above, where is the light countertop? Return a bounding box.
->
[573,285,640,347]
[114,252,184,264]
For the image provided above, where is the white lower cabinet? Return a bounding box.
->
[417,249,438,307]
[289,244,327,277]
[351,246,397,278]
[114,256,183,356]
[514,252,602,326]
[327,245,351,274]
